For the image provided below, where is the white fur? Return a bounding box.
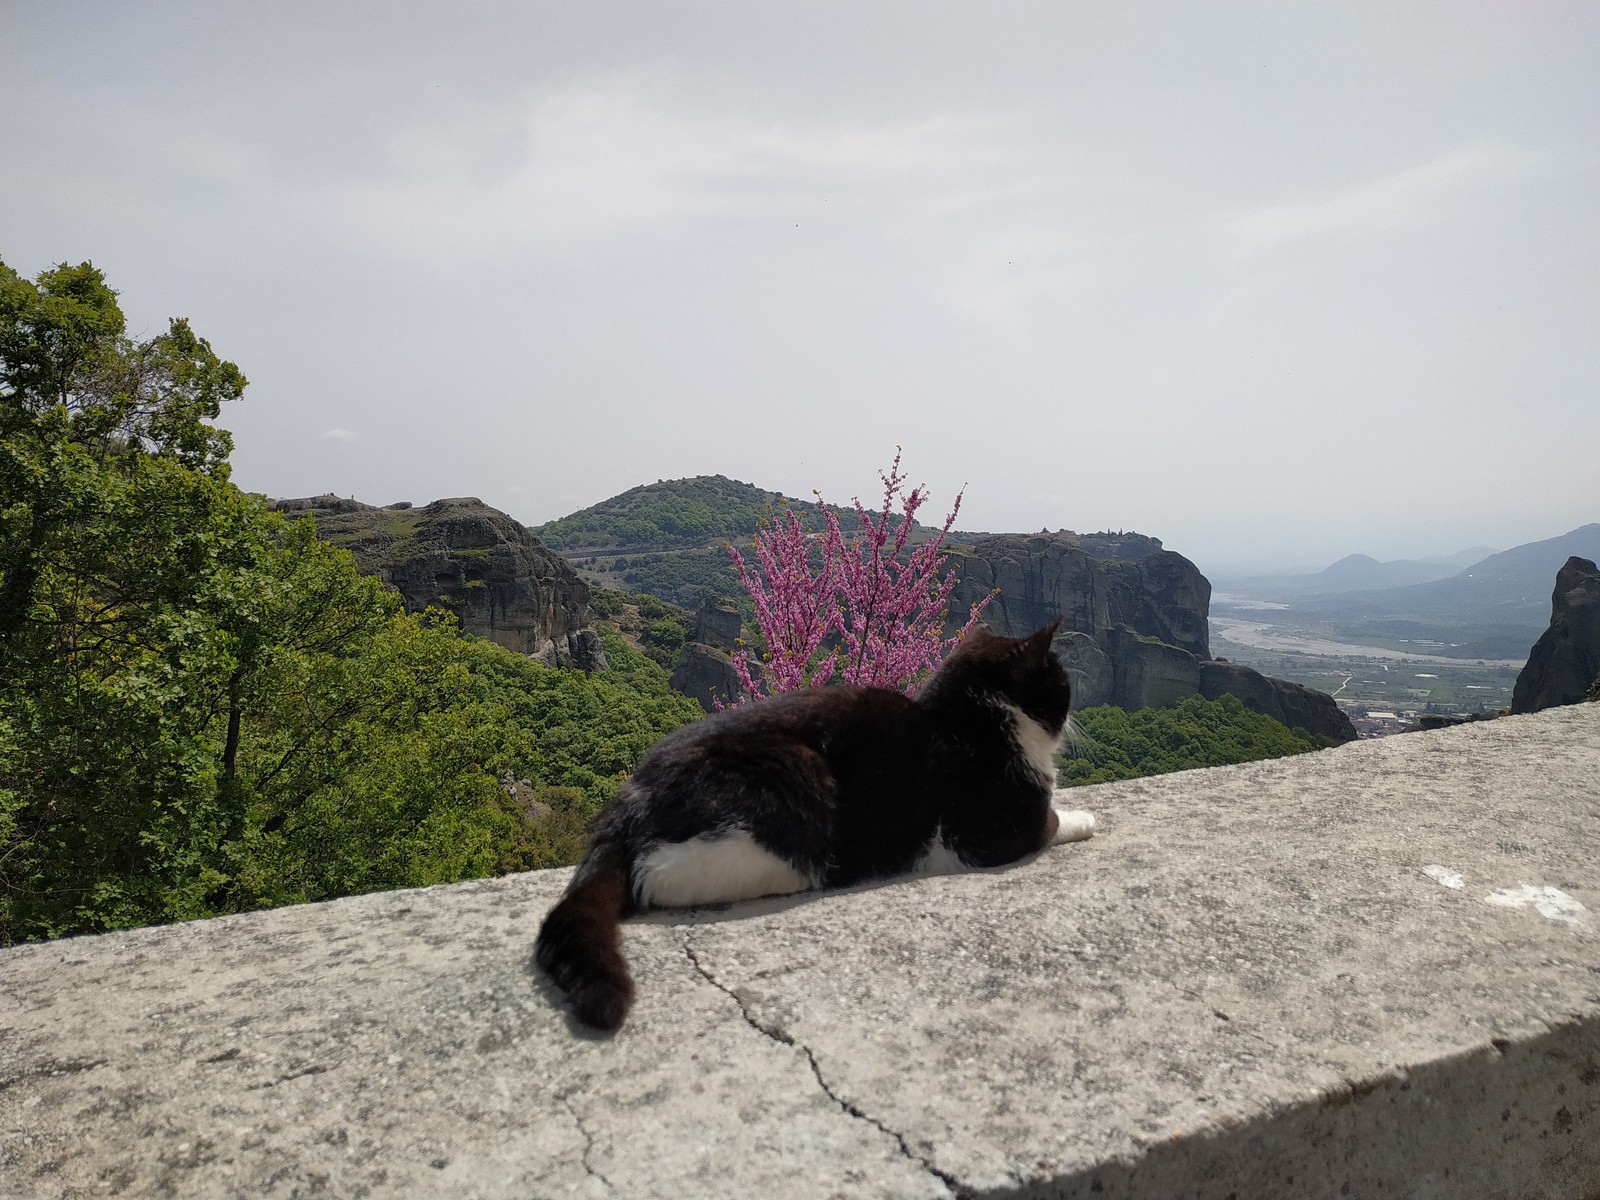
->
[1051,809,1097,844]
[998,700,1065,787]
[633,829,813,909]
[914,825,968,875]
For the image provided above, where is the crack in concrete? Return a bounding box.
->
[0,1057,108,1092]
[559,1094,616,1194]
[682,932,964,1199]
[244,1063,332,1091]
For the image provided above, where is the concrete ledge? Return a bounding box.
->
[3,706,1599,1199]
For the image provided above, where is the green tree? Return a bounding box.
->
[1,257,704,942]
[0,258,258,936]
[1057,694,1321,787]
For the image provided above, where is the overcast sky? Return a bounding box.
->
[4,1,1596,574]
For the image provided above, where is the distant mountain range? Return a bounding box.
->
[1417,546,1498,569]
[1216,523,1600,660]
[1219,553,1471,595]
[1221,525,1597,607]
[530,474,939,555]
[529,475,870,608]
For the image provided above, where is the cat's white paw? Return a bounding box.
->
[1051,809,1096,844]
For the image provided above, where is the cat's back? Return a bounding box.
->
[651,683,924,759]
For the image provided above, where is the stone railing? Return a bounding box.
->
[3,705,1597,1198]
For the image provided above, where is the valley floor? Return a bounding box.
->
[1209,617,1527,668]
[1208,621,1523,735]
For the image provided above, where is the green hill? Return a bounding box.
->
[532,475,807,552]
[533,475,942,610]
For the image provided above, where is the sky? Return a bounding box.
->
[3,1,1596,575]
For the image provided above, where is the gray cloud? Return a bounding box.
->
[3,1,1595,575]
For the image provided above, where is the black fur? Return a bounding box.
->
[535,620,1070,1030]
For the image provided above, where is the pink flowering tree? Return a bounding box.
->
[727,452,991,701]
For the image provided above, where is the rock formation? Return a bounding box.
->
[669,598,745,710]
[1511,556,1600,714]
[1197,661,1357,742]
[274,495,595,663]
[951,531,1354,742]
[949,533,1211,659]
[1054,628,1355,741]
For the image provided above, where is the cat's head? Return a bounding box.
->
[936,618,1072,733]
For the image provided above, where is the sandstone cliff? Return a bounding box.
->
[1511,556,1600,714]
[949,533,1211,659]
[669,598,744,710]
[950,532,1353,742]
[274,495,596,665]
[1052,627,1355,741]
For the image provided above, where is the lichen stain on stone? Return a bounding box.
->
[1422,865,1465,890]
[1482,884,1589,929]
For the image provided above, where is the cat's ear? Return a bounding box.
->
[1003,619,1060,662]
[1027,618,1062,655]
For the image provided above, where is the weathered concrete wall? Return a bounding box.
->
[3,706,1598,1199]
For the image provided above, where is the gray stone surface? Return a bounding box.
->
[4,706,1599,1199]
[689,598,743,654]
[1053,630,1115,710]
[1100,625,1201,710]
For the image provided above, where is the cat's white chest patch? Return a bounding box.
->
[998,701,1064,787]
[633,829,814,909]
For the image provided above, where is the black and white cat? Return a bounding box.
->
[534,619,1095,1031]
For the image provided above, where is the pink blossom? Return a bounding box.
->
[727,452,990,702]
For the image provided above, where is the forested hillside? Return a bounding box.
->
[0,259,699,943]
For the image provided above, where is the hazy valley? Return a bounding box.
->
[1207,523,1599,731]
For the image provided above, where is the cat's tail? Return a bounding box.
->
[535,841,635,1032]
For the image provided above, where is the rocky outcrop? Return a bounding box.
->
[948,531,1353,741]
[949,533,1210,659]
[1511,556,1600,714]
[670,598,745,710]
[669,643,743,711]
[1198,661,1357,743]
[275,495,593,660]
[688,597,743,652]
[1057,626,1202,710]
[1052,631,1116,709]
[1054,628,1355,742]
[547,628,609,674]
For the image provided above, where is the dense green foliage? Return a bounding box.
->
[532,476,802,551]
[0,259,700,943]
[1057,694,1321,786]
[610,548,743,611]
[585,588,692,668]
[530,474,897,553]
